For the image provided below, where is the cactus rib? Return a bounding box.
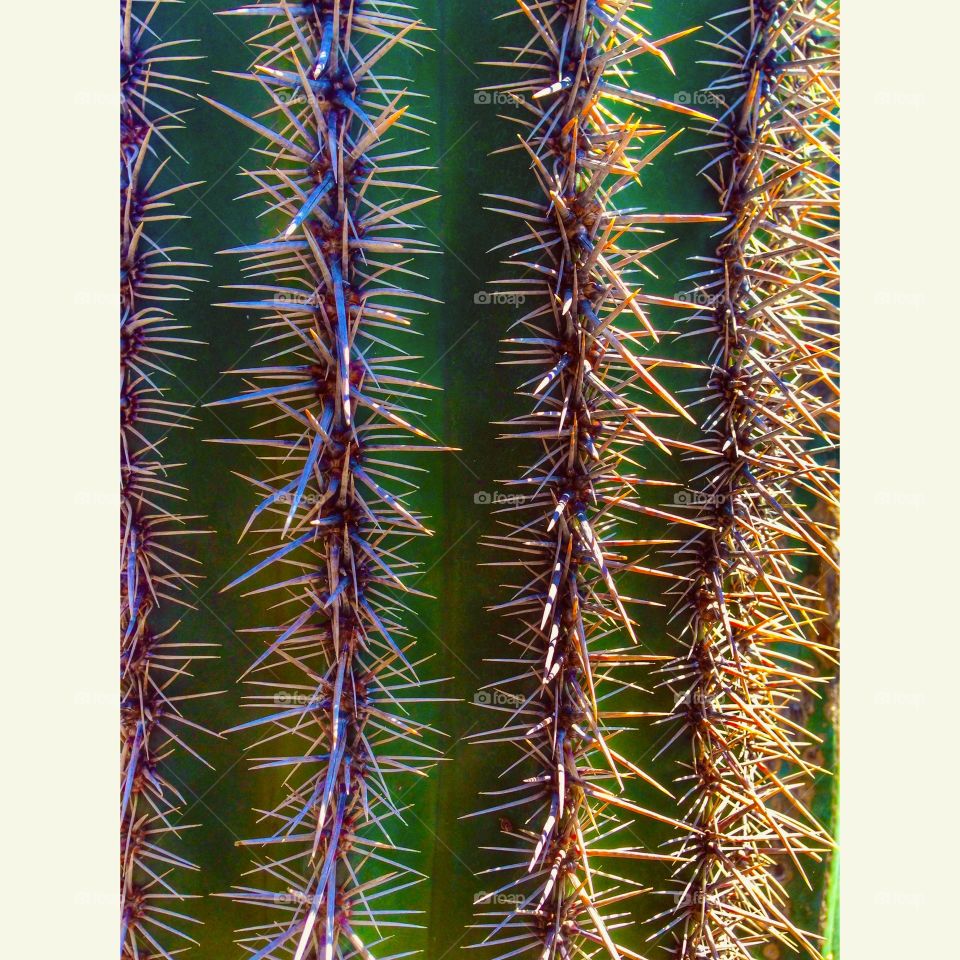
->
[652,3,840,957]
[208,3,446,959]
[473,4,724,960]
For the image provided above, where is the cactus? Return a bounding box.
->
[131,0,839,956]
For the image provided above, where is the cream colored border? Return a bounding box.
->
[3,1,959,957]
[844,1,960,957]
[3,0,116,955]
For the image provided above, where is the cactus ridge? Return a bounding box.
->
[471,4,724,960]
[650,2,840,957]
[206,3,447,959]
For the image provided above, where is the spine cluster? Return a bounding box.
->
[121,1,208,955]
[207,4,442,959]
[474,4,722,959]
[655,3,840,957]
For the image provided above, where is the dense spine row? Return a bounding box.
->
[121,1,209,956]
[206,4,443,959]
[473,4,723,959]
[654,3,839,957]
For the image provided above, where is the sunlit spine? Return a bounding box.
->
[652,3,840,957]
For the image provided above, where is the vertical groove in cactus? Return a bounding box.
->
[120,0,211,955]
[204,3,446,958]
[652,2,840,957]
[471,4,725,959]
